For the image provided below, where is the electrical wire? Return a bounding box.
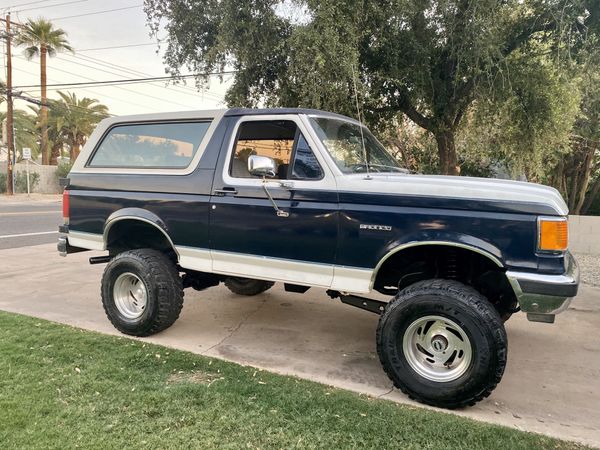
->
[77,43,156,52]
[2,0,60,10]
[13,0,96,13]
[12,54,202,109]
[10,66,163,112]
[50,4,142,21]
[12,70,237,89]
[72,54,226,103]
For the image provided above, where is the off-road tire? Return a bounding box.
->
[224,277,274,296]
[376,279,507,409]
[101,249,184,337]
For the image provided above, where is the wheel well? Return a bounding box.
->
[105,219,177,261]
[373,245,517,316]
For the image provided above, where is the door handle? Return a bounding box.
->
[213,187,238,196]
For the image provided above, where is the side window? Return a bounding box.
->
[88,121,211,168]
[291,134,324,180]
[231,120,296,179]
[230,119,323,180]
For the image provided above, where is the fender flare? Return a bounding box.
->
[369,239,504,290]
[103,208,179,259]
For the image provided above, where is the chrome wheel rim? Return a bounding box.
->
[113,272,148,320]
[403,315,472,382]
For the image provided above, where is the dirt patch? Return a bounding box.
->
[167,370,222,385]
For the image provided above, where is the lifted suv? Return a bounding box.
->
[58,108,579,408]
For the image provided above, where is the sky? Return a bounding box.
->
[0,0,232,116]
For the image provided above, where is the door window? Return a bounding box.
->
[230,120,323,180]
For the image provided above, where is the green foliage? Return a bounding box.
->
[56,160,73,179]
[0,311,586,449]
[0,109,39,160]
[146,0,593,175]
[14,171,40,193]
[0,171,39,193]
[30,90,109,162]
[14,18,73,59]
[459,52,581,180]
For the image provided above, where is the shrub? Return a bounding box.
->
[14,171,40,193]
[56,161,73,180]
[0,173,6,194]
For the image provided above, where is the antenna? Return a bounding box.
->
[351,64,371,180]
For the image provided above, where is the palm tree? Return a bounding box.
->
[31,92,109,164]
[57,91,109,161]
[15,18,73,165]
[0,110,39,161]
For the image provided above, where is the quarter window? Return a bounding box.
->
[88,121,211,168]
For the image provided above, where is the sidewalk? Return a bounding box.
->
[0,193,62,204]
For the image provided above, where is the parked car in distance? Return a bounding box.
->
[58,108,579,409]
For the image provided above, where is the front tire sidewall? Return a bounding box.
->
[378,283,507,408]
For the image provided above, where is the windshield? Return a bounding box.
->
[309,117,404,174]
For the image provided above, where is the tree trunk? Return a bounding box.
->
[40,45,49,165]
[434,130,459,175]
[581,175,600,215]
[49,142,61,165]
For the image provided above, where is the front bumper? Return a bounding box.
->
[506,252,579,323]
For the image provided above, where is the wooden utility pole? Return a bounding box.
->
[5,14,14,195]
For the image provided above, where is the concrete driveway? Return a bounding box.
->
[0,243,598,447]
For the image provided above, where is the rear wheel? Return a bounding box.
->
[224,277,274,296]
[376,279,507,409]
[101,249,184,337]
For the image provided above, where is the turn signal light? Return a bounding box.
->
[538,218,568,252]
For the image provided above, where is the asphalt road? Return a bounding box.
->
[0,201,62,250]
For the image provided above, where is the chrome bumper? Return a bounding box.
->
[506,252,579,323]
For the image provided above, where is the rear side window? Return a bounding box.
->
[88,121,211,168]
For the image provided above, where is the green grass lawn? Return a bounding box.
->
[0,311,587,449]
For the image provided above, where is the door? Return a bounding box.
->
[209,115,338,287]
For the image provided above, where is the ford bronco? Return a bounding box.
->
[58,108,579,408]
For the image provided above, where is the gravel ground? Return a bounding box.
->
[573,252,599,287]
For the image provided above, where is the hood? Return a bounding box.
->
[336,173,568,216]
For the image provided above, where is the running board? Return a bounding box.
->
[326,290,387,315]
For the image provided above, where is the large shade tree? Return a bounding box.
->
[15,18,73,166]
[145,0,594,175]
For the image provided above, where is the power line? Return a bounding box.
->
[77,43,157,52]
[13,0,96,13]
[11,66,162,112]
[12,54,203,109]
[13,71,237,89]
[57,52,226,103]
[50,4,142,21]
[64,51,226,102]
[2,0,58,10]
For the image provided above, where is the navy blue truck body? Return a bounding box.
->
[58,108,579,408]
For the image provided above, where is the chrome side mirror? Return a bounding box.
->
[248,155,276,178]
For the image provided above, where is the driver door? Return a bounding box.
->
[209,115,339,287]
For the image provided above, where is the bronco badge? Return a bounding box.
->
[359,224,392,231]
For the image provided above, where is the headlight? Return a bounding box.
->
[538,217,568,252]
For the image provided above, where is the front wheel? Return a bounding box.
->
[101,249,184,337]
[376,279,507,409]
